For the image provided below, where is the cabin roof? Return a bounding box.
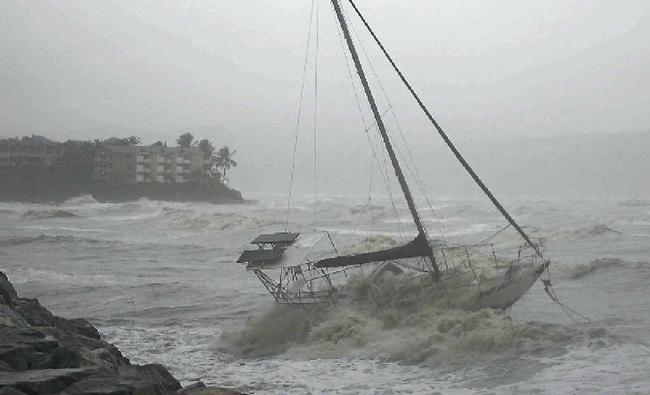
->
[251,232,299,245]
[237,249,284,264]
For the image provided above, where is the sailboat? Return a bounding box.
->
[237,0,550,310]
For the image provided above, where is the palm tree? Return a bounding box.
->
[176,133,194,148]
[215,146,237,183]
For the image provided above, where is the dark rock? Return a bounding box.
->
[55,318,101,340]
[0,387,29,395]
[0,368,96,395]
[0,273,18,307]
[13,299,56,328]
[0,306,29,329]
[61,378,131,395]
[0,328,59,371]
[116,364,181,393]
[33,346,84,370]
[0,271,210,395]
[0,361,14,372]
[62,364,181,395]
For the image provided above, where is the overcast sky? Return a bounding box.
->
[1,0,649,198]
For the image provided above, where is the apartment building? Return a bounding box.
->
[94,145,205,184]
[0,136,64,169]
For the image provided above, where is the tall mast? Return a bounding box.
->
[330,0,440,278]
[345,0,542,258]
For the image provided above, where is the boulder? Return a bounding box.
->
[63,365,180,395]
[0,387,29,395]
[0,368,96,395]
[0,273,18,307]
[0,306,29,329]
[0,271,219,394]
[0,328,59,371]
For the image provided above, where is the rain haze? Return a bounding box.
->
[2,0,649,198]
[2,1,650,394]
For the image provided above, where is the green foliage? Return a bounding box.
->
[101,136,140,146]
[215,146,237,184]
[53,141,96,180]
[197,139,214,160]
[177,133,194,148]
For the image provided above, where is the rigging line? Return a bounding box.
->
[331,5,405,238]
[338,5,407,239]
[478,223,512,245]
[543,266,591,324]
[333,0,432,253]
[344,9,449,243]
[344,8,438,242]
[346,0,542,257]
[313,0,320,234]
[285,0,317,232]
[363,107,391,133]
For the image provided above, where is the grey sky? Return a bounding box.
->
[1,0,649,198]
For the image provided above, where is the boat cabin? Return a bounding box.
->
[237,232,299,269]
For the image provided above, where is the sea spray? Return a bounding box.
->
[220,272,575,365]
[161,208,276,231]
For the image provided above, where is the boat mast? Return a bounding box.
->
[345,0,543,258]
[330,0,440,279]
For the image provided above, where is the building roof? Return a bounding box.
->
[0,135,59,145]
[29,135,55,144]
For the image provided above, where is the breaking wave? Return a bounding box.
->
[0,234,109,247]
[22,209,80,220]
[548,224,622,241]
[570,258,647,279]
[220,261,585,365]
[220,303,577,365]
[61,194,99,207]
[161,208,275,231]
[346,204,396,222]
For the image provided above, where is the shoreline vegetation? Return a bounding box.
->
[0,133,243,204]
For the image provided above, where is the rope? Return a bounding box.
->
[330,3,405,238]
[343,6,449,244]
[313,0,320,234]
[285,0,317,231]
[542,267,591,324]
[478,223,512,245]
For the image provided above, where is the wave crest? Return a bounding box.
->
[22,209,80,220]
[0,234,107,247]
[569,258,647,279]
[61,194,98,206]
[161,208,274,231]
[548,224,622,241]
[220,303,575,364]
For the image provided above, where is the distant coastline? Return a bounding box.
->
[0,170,243,204]
[1,133,244,204]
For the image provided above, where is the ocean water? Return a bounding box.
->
[1,194,649,394]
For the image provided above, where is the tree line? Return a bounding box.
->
[2,134,237,186]
[92,133,236,184]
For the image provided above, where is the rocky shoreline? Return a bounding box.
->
[0,271,242,395]
[0,171,243,205]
